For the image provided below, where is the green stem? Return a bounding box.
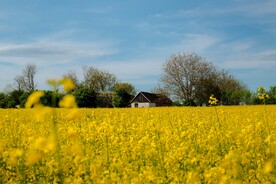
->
[51,91,63,183]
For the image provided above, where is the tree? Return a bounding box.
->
[0,92,7,108]
[112,82,135,107]
[161,52,217,105]
[82,66,117,92]
[151,83,170,97]
[14,75,26,91]
[112,82,136,96]
[267,86,276,104]
[40,90,61,107]
[19,91,30,107]
[216,70,248,105]
[6,90,24,108]
[160,52,247,105]
[96,92,113,108]
[14,64,37,92]
[74,85,97,108]
[23,64,37,91]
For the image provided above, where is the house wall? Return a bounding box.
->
[131,102,156,108]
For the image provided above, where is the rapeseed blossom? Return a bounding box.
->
[209,94,218,105]
[59,94,77,108]
[47,79,63,90]
[8,149,23,165]
[47,77,75,91]
[1,106,275,183]
[257,86,270,103]
[66,109,81,121]
[61,77,76,91]
[25,91,44,108]
[26,150,42,165]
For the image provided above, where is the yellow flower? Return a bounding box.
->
[45,136,56,152]
[25,91,44,108]
[67,109,81,121]
[61,77,76,91]
[33,136,56,152]
[70,143,83,157]
[264,135,271,143]
[26,150,42,165]
[68,128,77,138]
[209,94,218,105]
[59,94,78,108]
[9,149,23,165]
[258,94,264,100]
[47,79,63,90]
[257,86,269,103]
[34,137,47,151]
[264,161,273,174]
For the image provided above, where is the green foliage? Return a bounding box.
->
[96,92,113,108]
[40,90,61,107]
[19,92,30,107]
[267,86,276,104]
[74,86,97,108]
[0,92,7,108]
[112,82,136,96]
[112,88,133,108]
[220,90,253,105]
[182,99,197,106]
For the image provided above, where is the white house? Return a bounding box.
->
[130,91,172,108]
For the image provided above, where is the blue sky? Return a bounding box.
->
[0,0,275,92]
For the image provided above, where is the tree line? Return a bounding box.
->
[157,52,276,106]
[0,64,136,108]
[0,52,275,108]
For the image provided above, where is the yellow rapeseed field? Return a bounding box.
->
[1,105,275,183]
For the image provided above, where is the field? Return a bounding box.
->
[1,105,275,183]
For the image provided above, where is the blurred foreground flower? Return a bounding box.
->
[47,79,63,90]
[61,77,76,91]
[59,94,78,108]
[9,149,23,165]
[26,150,42,165]
[47,77,75,92]
[25,91,44,108]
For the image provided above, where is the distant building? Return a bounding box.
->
[130,91,172,107]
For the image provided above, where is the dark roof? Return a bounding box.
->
[130,91,172,106]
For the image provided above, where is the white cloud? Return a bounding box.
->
[101,59,163,91]
[241,0,276,16]
[0,38,117,67]
[32,58,163,91]
[219,40,254,53]
[182,34,220,52]
[96,59,162,79]
[151,1,276,26]
[0,31,119,90]
[0,34,164,91]
[154,33,221,55]
[221,49,276,69]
